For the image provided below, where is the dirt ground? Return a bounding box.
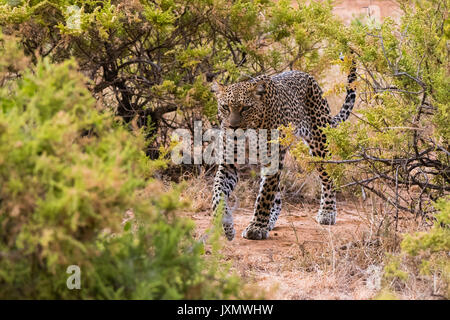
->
[185,200,384,300]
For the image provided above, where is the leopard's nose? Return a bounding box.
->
[229,111,241,129]
[229,125,239,130]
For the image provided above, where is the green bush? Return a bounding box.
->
[381,198,450,299]
[0,36,244,299]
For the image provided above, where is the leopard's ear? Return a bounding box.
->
[253,79,267,98]
[211,81,224,95]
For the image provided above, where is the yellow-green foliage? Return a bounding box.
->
[320,0,449,194]
[402,198,450,288]
[383,198,450,299]
[0,37,246,299]
[402,199,450,256]
[383,254,409,281]
[279,123,317,172]
[374,290,398,300]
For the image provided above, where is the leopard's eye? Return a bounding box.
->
[241,105,252,114]
[221,104,230,112]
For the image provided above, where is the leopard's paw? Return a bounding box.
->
[242,224,269,240]
[316,210,336,225]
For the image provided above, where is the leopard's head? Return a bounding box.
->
[211,76,273,130]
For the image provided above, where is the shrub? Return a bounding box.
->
[323,0,449,219]
[381,198,450,299]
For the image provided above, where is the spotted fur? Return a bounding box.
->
[212,63,357,240]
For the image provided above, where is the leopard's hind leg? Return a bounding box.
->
[307,130,337,225]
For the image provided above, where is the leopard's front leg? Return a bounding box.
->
[242,171,281,240]
[242,134,285,240]
[212,164,239,241]
[268,191,282,231]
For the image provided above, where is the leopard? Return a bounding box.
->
[211,60,357,241]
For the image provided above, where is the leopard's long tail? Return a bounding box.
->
[330,57,357,128]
